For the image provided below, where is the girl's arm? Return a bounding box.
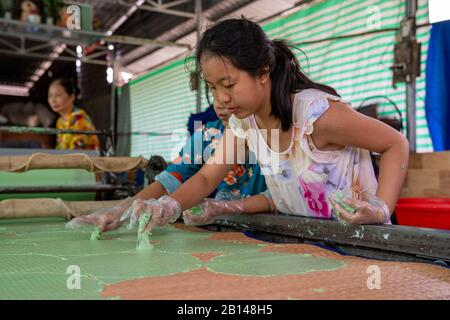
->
[136,180,168,200]
[242,193,274,213]
[170,128,243,210]
[137,122,226,201]
[148,126,215,196]
[182,192,274,226]
[313,100,409,214]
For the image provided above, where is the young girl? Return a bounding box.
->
[67,98,272,232]
[48,78,100,150]
[128,17,409,231]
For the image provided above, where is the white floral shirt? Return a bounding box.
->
[229,88,378,218]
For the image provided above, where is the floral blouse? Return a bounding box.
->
[56,107,100,150]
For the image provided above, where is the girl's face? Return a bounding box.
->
[48,82,75,116]
[201,55,269,119]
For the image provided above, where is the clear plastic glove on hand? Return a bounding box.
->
[328,190,391,226]
[183,198,244,226]
[65,197,134,232]
[121,195,182,232]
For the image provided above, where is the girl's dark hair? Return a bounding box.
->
[50,78,78,97]
[194,17,340,131]
[205,82,213,106]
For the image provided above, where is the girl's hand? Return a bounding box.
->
[183,199,244,226]
[66,207,123,232]
[66,197,135,232]
[329,193,391,226]
[123,195,182,232]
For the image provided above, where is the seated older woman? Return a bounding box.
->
[48,78,100,150]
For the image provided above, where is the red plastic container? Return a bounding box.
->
[395,198,450,230]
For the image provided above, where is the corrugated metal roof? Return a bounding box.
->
[0,0,301,94]
[123,0,298,76]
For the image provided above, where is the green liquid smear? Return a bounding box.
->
[205,252,345,276]
[137,232,152,250]
[189,206,204,216]
[90,227,102,241]
[137,213,152,250]
[335,191,356,213]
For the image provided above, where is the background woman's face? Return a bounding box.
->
[48,83,74,116]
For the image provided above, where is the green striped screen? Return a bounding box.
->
[263,0,432,151]
[129,0,432,159]
[128,60,209,160]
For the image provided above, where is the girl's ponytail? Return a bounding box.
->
[270,40,301,131]
[270,40,340,131]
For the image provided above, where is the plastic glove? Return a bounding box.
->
[121,195,182,232]
[214,189,242,201]
[183,198,244,226]
[328,190,391,226]
[66,197,135,232]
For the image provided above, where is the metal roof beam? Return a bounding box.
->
[160,0,193,10]
[0,38,19,51]
[80,0,196,18]
[107,34,191,48]
[138,3,195,18]
[25,42,54,53]
[0,48,107,66]
[0,18,190,48]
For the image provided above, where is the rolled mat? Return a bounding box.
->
[0,198,122,219]
[0,153,148,173]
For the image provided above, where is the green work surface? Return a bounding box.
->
[0,218,344,299]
